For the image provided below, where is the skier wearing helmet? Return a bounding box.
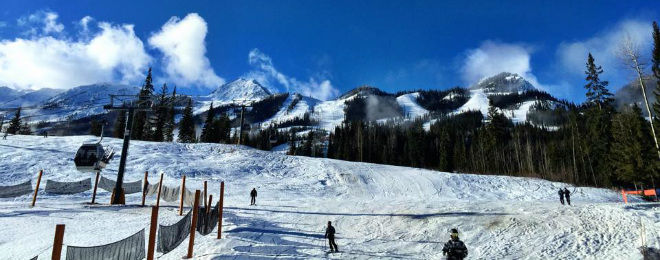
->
[442,228,468,260]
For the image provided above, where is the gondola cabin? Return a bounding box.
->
[74,144,107,172]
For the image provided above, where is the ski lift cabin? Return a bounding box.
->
[74,144,108,172]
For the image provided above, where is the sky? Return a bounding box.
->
[0,0,658,101]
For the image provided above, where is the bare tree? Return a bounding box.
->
[617,33,660,160]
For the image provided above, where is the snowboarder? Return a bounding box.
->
[324,221,339,252]
[250,188,257,205]
[442,228,468,260]
[558,188,565,205]
[564,188,571,206]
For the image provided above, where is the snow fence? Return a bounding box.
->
[44,178,91,195]
[157,209,192,254]
[65,229,145,260]
[197,202,220,236]
[98,176,143,194]
[145,182,200,207]
[0,180,33,198]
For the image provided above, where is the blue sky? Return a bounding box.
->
[0,0,658,101]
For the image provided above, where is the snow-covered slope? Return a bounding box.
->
[472,72,535,94]
[396,92,429,119]
[0,135,652,260]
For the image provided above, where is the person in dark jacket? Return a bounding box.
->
[558,188,565,205]
[250,188,257,205]
[324,221,339,252]
[442,228,468,260]
[564,188,571,205]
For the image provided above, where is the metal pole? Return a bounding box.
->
[112,108,133,204]
[238,105,245,145]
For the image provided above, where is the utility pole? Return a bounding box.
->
[103,94,154,204]
[231,99,254,145]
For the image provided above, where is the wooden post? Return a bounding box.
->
[207,195,213,214]
[203,181,208,208]
[52,224,65,260]
[187,190,200,258]
[91,172,100,204]
[218,181,224,239]
[141,171,148,206]
[146,206,159,260]
[31,169,43,207]
[179,175,186,216]
[156,173,164,208]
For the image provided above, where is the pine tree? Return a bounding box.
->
[113,110,127,138]
[153,84,169,142]
[90,119,103,136]
[18,121,32,135]
[132,68,155,140]
[585,53,614,110]
[611,105,659,184]
[163,86,176,142]
[178,98,196,143]
[7,108,22,134]
[653,21,660,130]
[200,102,216,143]
[217,112,231,143]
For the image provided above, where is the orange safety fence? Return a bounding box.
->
[621,189,658,203]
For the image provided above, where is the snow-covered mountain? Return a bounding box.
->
[0,73,566,134]
[207,78,272,103]
[472,72,536,94]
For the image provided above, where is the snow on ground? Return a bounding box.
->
[313,96,354,131]
[396,93,428,119]
[261,95,319,128]
[454,89,490,116]
[0,135,656,260]
[502,100,536,123]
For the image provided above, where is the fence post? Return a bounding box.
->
[91,171,100,204]
[179,175,186,216]
[207,195,213,214]
[156,173,164,208]
[31,169,43,207]
[147,206,159,260]
[141,171,148,206]
[218,181,224,239]
[187,190,200,258]
[203,181,208,208]
[52,224,65,260]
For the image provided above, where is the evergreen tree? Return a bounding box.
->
[153,84,169,142]
[217,112,231,143]
[200,102,217,143]
[163,87,176,142]
[90,119,103,136]
[288,129,297,155]
[584,53,614,110]
[132,68,155,140]
[113,110,127,138]
[7,108,22,134]
[653,22,660,127]
[18,121,32,135]
[611,105,658,184]
[178,98,196,143]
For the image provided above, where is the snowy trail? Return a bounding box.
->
[0,135,655,260]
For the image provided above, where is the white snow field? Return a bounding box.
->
[0,135,656,260]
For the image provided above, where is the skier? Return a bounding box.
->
[564,187,571,206]
[43,131,48,138]
[324,221,339,252]
[558,188,565,205]
[250,188,257,205]
[442,228,468,260]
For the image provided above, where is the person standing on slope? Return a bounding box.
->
[442,228,468,260]
[558,188,565,205]
[564,187,571,206]
[250,188,257,206]
[325,221,339,252]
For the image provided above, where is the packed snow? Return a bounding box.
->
[396,93,429,119]
[0,135,656,260]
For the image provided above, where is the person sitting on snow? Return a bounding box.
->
[442,228,468,260]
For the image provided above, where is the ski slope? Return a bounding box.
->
[0,135,655,260]
[396,93,429,119]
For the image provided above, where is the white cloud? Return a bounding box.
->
[0,21,7,29]
[148,13,224,88]
[461,40,544,88]
[79,16,93,32]
[17,10,64,36]
[557,19,652,88]
[0,15,151,90]
[245,48,340,101]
